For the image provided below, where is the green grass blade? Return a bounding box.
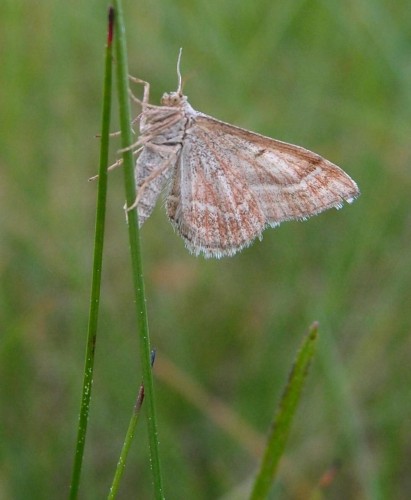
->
[108,351,156,499]
[69,7,115,499]
[112,2,164,498]
[108,386,145,499]
[250,322,319,500]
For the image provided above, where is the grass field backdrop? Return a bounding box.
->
[1,0,411,498]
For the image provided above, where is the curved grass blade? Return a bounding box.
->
[108,351,156,499]
[250,322,319,500]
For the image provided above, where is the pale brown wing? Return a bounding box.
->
[191,114,360,226]
[166,129,266,258]
[135,145,180,226]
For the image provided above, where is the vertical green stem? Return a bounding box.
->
[69,7,114,499]
[112,2,164,498]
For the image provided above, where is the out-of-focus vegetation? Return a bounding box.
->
[1,1,410,498]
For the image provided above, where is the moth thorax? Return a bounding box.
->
[161,91,186,106]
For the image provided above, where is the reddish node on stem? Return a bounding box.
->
[107,6,115,45]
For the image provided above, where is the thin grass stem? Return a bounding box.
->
[69,7,115,499]
[112,1,164,498]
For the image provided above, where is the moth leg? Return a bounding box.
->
[96,130,122,138]
[128,75,150,106]
[89,147,143,181]
[118,113,184,154]
[118,137,143,153]
[95,115,141,142]
[138,143,179,155]
[128,76,163,113]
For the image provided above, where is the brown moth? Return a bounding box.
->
[129,50,360,258]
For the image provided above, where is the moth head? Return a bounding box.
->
[161,91,185,106]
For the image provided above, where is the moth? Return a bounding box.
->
[128,50,360,258]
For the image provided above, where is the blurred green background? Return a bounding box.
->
[1,0,411,498]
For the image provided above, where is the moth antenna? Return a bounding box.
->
[176,47,183,94]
